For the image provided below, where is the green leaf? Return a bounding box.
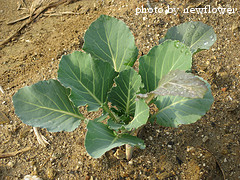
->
[58,51,117,111]
[151,69,208,99]
[107,118,125,131]
[83,15,138,72]
[85,120,145,158]
[153,79,214,128]
[107,99,149,131]
[125,99,149,131]
[108,68,143,115]
[139,40,192,92]
[12,80,83,132]
[159,21,217,54]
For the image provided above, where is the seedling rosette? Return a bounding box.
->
[13,15,216,160]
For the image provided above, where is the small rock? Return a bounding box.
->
[7,161,15,168]
[128,159,133,165]
[202,136,209,143]
[114,148,125,159]
[187,146,195,152]
[23,175,42,180]
[0,85,4,94]
[232,23,239,32]
[219,71,228,79]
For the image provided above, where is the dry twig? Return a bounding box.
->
[7,10,79,25]
[7,15,31,25]
[33,127,49,146]
[0,147,31,159]
[0,0,69,48]
[43,11,80,16]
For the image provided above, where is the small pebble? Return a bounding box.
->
[202,136,209,143]
[7,161,15,168]
[0,85,4,94]
[24,175,42,180]
[187,146,194,152]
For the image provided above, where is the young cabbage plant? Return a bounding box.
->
[13,15,216,160]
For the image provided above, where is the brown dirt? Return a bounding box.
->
[0,0,239,179]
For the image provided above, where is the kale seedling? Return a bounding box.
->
[13,15,216,160]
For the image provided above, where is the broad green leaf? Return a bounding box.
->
[85,120,145,158]
[107,99,149,131]
[83,15,138,72]
[12,80,83,132]
[159,21,217,54]
[125,99,149,131]
[153,79,213,128]
[58,51,117,111]
[107,118,125,131]
[139,40,192,92]
[151,69,208,99]
[108,68,143,115]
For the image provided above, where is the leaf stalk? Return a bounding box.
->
[102,104,120,123]
[145,93,155,104]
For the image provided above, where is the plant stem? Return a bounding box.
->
[125,93,155,160]
[125,144,133,161]
[102,104,120,123]
[145,93,155,105]
[125,126,143,160]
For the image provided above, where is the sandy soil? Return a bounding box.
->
[0,0,239,179]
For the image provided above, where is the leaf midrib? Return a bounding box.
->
[64,61,103,107]
[17,99,84,120]
[190,27,212,49]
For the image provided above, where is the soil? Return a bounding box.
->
[0,0,239,179]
